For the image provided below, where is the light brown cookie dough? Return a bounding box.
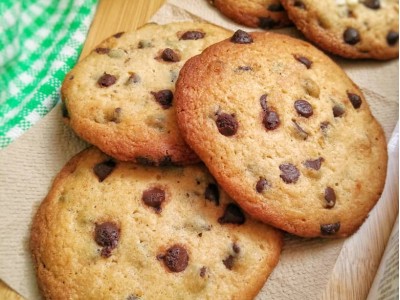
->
[280,0,399,59]
[30,147,282,300]
[61,22,232,166]
[212,0,292,29]
[175,30,388,238]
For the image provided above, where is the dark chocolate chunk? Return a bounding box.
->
[113,32,124,38]
[232,243,240,254]
[218,203,246,225]
[180,31,205,40]
[151,90,173,109]
[294,100,313,118]
[142,187,165,212]
[222,255,235,270]
[303,157,324,170]
[161,48,180,62]
[200,266,207,277]
[260,94,268,111]
[263,110,280,130]
[268,3,284,11]
[293,54,312,69]
[387,31,399,46]
[95,222,119,257]
[98,73,117,87]
[294,0,306,9]
[61,101,69,118]
[94,159,116,182]
[216,113,238,136]
[256,177,269,193]
[333,105,345,117]
[343,28,360,45]
[320,222,340,235]
[324,187,336,208]
[95,47,110,54]
[259,17,279,29]
[347,92,362,109]
[292,120,308,140]
[205,183,220,206]
[363,0,380,9]
[279,163,300,184]
[162,245,189,272]
[135,156,156,166]
[230,30,253,44]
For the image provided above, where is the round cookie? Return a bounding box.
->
[212,0,292,29]
[280,0,399,59]
[175,30,388,238]
[30,147,282,300]
[61,22,232,166]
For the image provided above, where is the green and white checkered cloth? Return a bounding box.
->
[0,0,97,148]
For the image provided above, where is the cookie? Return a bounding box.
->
[61,22,232,166]
[212,0,292,29]
[280,0,399,59]
[175,30,388,238]
[30,147,282,299]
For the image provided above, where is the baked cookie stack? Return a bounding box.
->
[30,15,392,299]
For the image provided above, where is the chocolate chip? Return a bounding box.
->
[126,72,141,84]
[260,94,268,111]
[216,113,239,136]
[161,48,180,62]
[232,243,240,254]
[205,183,219,206]
[111,107,122,123]
[294,0,306,9]
[98,73,117,87]
[218,203,246,225]
[162,245,189,272]
[180,31,205,40]
[320,222,340,235]
[126,295,140,300]
[200,266,207,277]
[222,255,235,270]
[95,222,119,257]
[279,164,300,184]
[159,155,173,166]
[263,110,280,130]
[268,3,284,11]
[363,0,380,9]
[135,156,156,166]
[61,101,69,118]
[230,30,253,44]
[94,159,116,182]
[142,187,165,212]
[303,157,324,170]
[259,17,279,29]
[320,121,330,132]
[324,187,336,208]
[294,100,313,118]
[343,28,360,45]
[293,54,312,69]
[292,120,308,140]
[333,105,345,117]
[113,32,124,38]
[95,47,110,54]
[237,66,252,71]
[256,177,269,193]
[138,40,153,48]
[151,90,173,109]
[347,92,362,109]
[387,31,399,46]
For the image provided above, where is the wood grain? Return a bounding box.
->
[0,0,164,298]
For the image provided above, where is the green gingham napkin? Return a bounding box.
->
[0,0,97,149]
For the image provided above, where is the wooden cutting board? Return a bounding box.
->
[0,0,164,298]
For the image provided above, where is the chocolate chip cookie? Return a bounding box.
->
[175,30,388,238]
[30,147,282,299]
[280,0,399,59]
[61,22,231,165]
[212,0,292,29]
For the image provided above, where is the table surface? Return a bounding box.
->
[0,0,164,298]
